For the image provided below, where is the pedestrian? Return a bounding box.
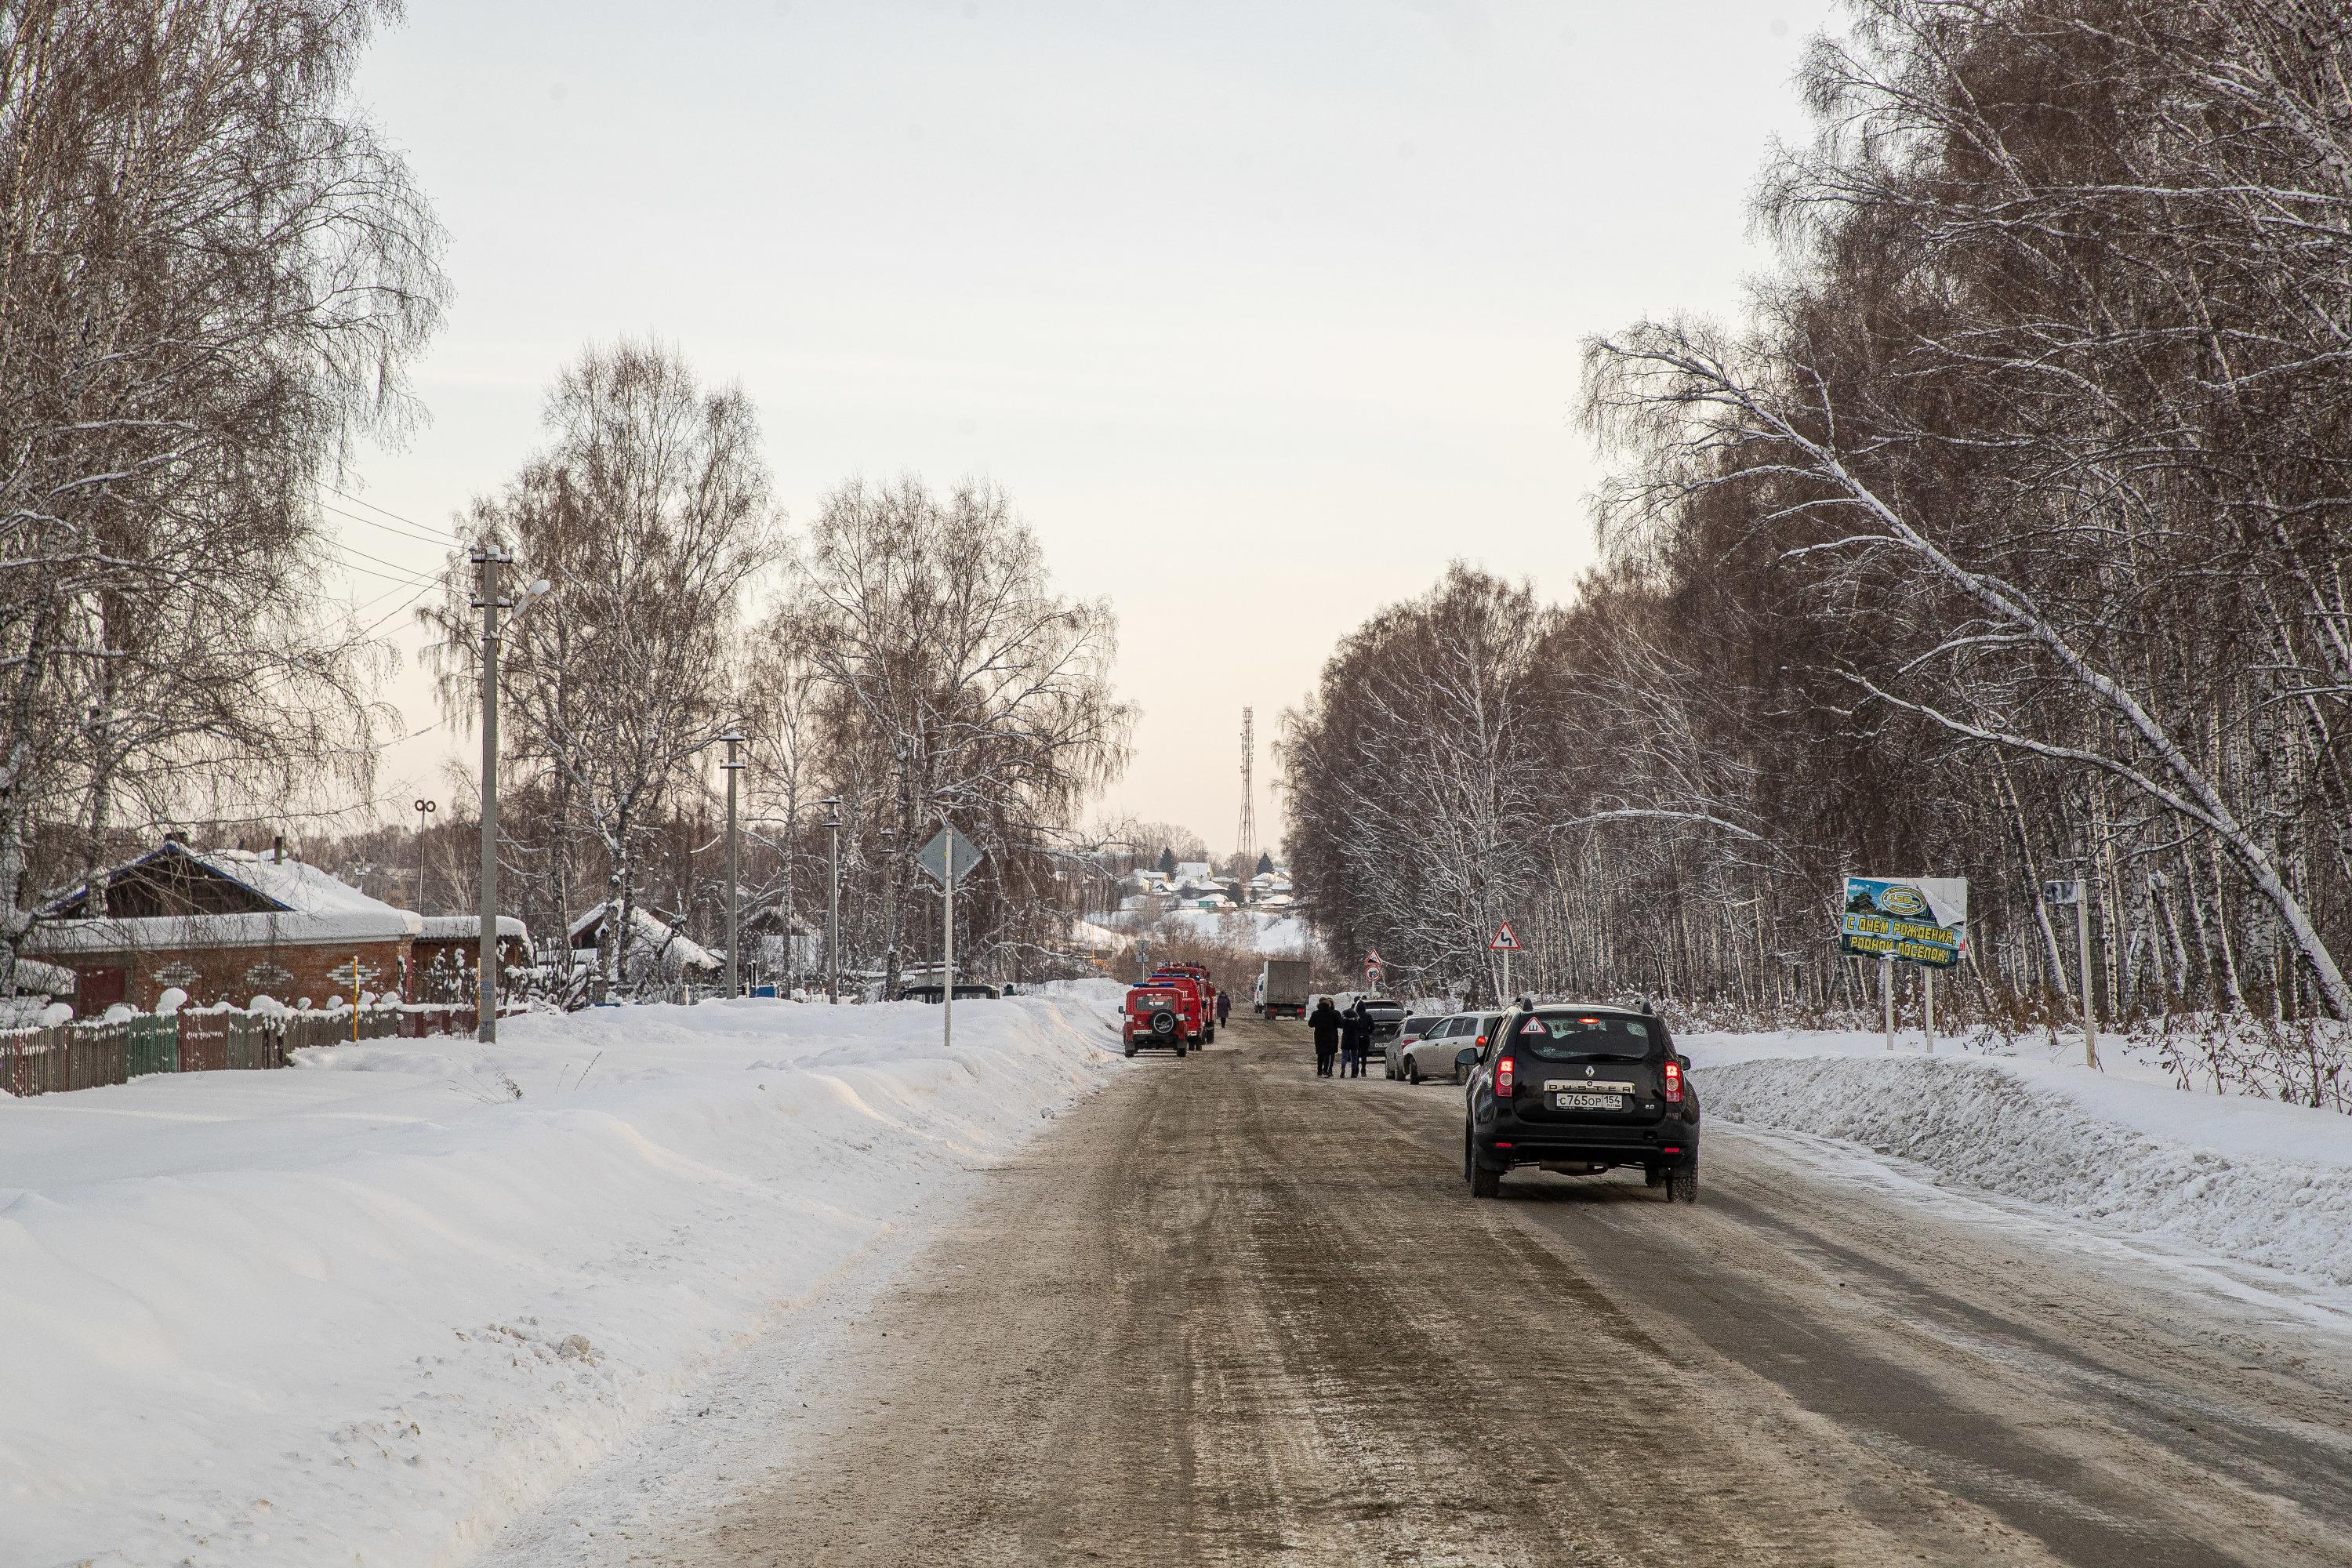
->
[1215,988,1231,1028]
[1340,1001,1370,1078]
[1308,996,1341,1076]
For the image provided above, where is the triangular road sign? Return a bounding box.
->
[1490,921,1521,952]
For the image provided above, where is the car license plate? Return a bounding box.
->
[1555,1091,1624,1111]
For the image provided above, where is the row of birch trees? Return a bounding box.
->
[425,343,1131,991]
[0,0,446,991]
[1285,0,2352,1055]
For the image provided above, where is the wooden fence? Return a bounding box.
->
[1,1004,478,1100]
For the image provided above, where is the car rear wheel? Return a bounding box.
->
[1174,1040,1187,1058]
[1450,1060,1465,1085]
[1465,1130,1500,1198]
[1123,1040,1137,1058]
[1669,1161,1698,1203]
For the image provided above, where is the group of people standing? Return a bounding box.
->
[1307,996,1373,1078]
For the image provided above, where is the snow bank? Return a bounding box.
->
[1687,1030,2352,1289]
[0,982,1127,1567]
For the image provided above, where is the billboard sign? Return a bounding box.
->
[1840,877,1967,968]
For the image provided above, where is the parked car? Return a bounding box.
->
[1381,1014,1448,1080]
[1392,1010,1501,1084]
[1122,979,1199,1058]
[896,982,999,1003]
[1353,999,1408,1058]
[1462,1003,1700,1202]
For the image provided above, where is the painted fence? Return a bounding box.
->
[0,1004,477,1099]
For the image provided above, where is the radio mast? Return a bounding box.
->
[1236,706,1257,869]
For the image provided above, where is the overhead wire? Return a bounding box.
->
[324,485,464,544]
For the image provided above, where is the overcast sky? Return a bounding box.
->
[333,0,1840,856]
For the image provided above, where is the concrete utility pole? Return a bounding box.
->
[470,546,512,1044]
[822,796,843,1004]
[2075,883,2100,1069]
[942,826,955,1051]
[877,825,897,995]
[884,746,906,1002]
[720,734,744,998]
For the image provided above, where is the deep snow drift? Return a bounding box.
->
[1686,1028,2352,1293]
[0,984,1127,1568]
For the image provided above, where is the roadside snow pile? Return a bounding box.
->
[1690,1040,2352,1288]
[0,982,1127,1568]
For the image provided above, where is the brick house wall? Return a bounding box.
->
[61,938,415,1012]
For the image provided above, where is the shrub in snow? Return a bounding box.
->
[155,987,188,1015]
[40,1002,72,1025]
[100,1004,137,1025]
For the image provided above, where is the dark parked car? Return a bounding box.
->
[897,982,1001,1003]
[1354,999,1408,1056]
[1462,1004,1700,1202]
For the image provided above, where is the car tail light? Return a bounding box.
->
[1663,1060,1683,1104]
[1495,1055,1515,1096]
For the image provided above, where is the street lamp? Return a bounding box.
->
[412,799,435,914]
[822,795,844,1004]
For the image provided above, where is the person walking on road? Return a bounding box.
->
[1308,996,1341,1076]
[1340,1002,1370,1078]
[1215,989,1231,1028]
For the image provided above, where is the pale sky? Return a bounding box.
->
[332,0,1841,857]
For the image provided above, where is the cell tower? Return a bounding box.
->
[1236,706,1257,868]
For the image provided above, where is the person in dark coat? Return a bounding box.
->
[1215,989,1231,1027]
[1340,1002,1371,1078]
[1308,997,1341,1076]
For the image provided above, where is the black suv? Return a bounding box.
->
[1356,999,1408,1053]
[1462,1004,1700,1202]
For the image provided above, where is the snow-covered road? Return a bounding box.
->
[13,998,2352,1565]
[478,1014,2352,1567]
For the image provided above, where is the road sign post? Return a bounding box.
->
[2044,879,2098,1069]
[918,825,985,1047]
[1489,921,1521,1004]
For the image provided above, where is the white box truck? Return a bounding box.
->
[1254,958,1312,1020]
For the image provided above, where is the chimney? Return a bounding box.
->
[273,833,285,864]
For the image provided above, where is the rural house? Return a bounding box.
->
[28,840,422,1011]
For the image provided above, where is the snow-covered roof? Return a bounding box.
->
[417,915,531,942]
[568,902,720,972]
[26,844,421,954]
[1174,861,1212,880]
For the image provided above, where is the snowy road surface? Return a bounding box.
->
[485,1014,2352,1566]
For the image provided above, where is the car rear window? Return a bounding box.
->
[1508,1012,1660,1060]
[1403,1015,1442,1035]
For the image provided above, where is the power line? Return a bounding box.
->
[321,501,466,554]
[324,485,463,544]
